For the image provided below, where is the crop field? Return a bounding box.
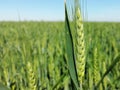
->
[0,21,120,90]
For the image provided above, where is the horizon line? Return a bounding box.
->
[0,20,120,23]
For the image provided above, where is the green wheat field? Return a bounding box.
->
[0,0,120,90]
[0,22,120,90]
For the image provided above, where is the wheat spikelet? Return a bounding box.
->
[27,62,36,90]
[75,7,86,86]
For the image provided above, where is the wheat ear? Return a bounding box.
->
[76,7,86,86]
[27,62,36,90]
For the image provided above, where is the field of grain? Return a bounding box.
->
[0,22,120,90]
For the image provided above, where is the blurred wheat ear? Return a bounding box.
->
[0,82,10,90]
[27,62,37,90]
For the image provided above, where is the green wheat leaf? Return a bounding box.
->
[64,1,79,89]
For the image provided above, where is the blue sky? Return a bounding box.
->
[0,0,120,22]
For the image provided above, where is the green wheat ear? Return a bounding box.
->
[27,62,36,90]
[75,7,86,86]
[93,48,99,85]
[93,48,102,89]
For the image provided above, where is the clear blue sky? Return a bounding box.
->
[0,0,120,22]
